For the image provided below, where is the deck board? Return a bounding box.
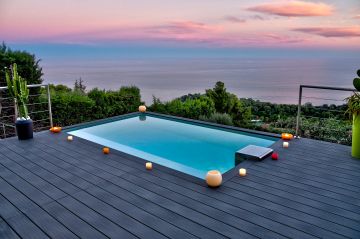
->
[0,219,20,239]
[1,130,360,238]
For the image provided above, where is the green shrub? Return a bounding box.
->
[48,85,142,126]
[51,91,95,126]
[149,96,216,119]
[199,113,233,126]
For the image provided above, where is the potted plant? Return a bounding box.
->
[5,63,33,140]
[347,69,360,159]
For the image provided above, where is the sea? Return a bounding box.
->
[42,57,359,105]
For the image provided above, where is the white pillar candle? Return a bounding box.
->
[239,168,247,177]
[146,162,153,170]
[283,142,289,148]
[67,135,73,141]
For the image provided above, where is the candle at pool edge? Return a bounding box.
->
[146,162,153,170]
[239,168,247,176]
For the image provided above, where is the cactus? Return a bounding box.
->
[5,63,30,119]
[354,69,360,91]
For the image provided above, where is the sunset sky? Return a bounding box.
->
[1,0,360,57]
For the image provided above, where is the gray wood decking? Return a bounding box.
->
[1,131,360,238]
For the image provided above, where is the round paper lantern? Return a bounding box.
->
[281,133,293,140]
[139,105,147,113]
[50,126,62,133]
[146,162,152,170]
[67,135,73,141]
[206,170,222,187]
[271,152,279,160]
[239,168,247,177]
[103,147,110,154]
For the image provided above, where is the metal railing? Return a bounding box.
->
[295,85,358,144]
[0,84,53,139]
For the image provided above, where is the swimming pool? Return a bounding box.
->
[68,114,277,178]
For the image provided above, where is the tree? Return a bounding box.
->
[206,81,251,126]
[0,42,43,86]
[206,81,229,113]
[74,77,86,93]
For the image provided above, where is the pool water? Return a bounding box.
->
[69,115,276,178]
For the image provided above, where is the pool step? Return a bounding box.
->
[235,145,273,163]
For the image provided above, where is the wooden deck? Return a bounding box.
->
[1,131,360,238]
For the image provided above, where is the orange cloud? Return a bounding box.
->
[293,27,360,37]
[247,1,333,17]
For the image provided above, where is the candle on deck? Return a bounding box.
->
[67,135,73,141]
[281,133,293,140]
[271,152,279,160]
[239,168,247,177]
[146,162,153,170]
[206,170,222,187]
[283,142,289,148]
[103,147,110,154]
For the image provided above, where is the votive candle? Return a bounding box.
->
[239,168,247,176]
[146,162,153,170]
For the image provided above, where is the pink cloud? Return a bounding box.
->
[293,27,360,37]
[224,16,246,23]
[249,15,268,21]
[27,21,223,45]
[247,1,333,17]
[353,15,360,19]
[260,33,307,44]
[146,21,220,35]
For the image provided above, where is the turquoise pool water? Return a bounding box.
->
[69,115,276,178]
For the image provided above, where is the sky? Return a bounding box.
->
[1,0,360,57]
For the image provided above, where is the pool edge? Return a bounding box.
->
[63,111,281,139]
[59,111,282,183]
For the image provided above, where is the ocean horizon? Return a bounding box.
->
[42,56,359,105]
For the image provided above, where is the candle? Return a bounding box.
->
[239,168,247,177]
[146,162,153,170]
[281,133,293,140]
[205,170,222,187]
[50,126,62,133]
[139,105,147,113]
[103,147,110,154]
[283,142,289,148]
[67,135,73,141]
[271,152,279,160]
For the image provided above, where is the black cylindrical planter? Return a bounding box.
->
[15,119,33,140]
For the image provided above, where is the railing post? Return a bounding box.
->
[47,84,53,128]
[14,98,18,136]
[14,98,18,119]
[295,85,303,137]
[2,124,6,138]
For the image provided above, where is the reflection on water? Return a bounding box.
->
[139,115,147,121]
[42,57,359,105]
